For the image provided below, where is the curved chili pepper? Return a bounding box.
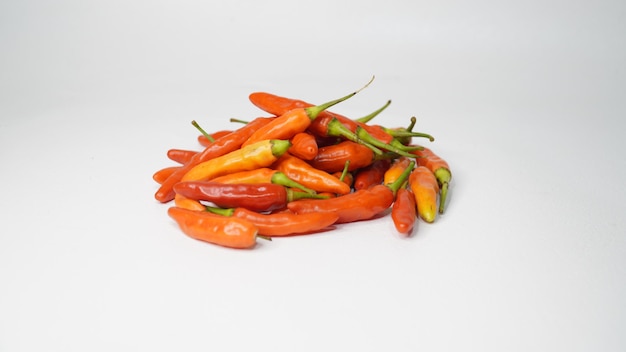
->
[153,166,180,184]
[182,139,291,182]
[391,185,417,235]
[353,159,391,190]
[168,207,258,249]
[175,139,292,211]
[308,140,375,174]
[412,146,452,214]
[155,116,274,203]
[288,161,415,223]
[288,132,318,160]
[174,181,326,213]
[409,165,439,223]
[207,207,339,237]
[274,153,351,195]
[242,79,372,148]
[210,167,315,194]
[167,149,198,165]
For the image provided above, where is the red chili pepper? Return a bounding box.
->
[207,207,339,237]
[288,160,415,223]
[168,207,258,249]
[167,149,198,165]
[391,185,417,235]
[353,159,391,190]
[155,116,274,203]
[273,153,352,195]
[174,181,325,213]
[308,140,376,174]
[288,132,318,160]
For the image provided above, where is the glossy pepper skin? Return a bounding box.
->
[210,207,340,237]
[391,186,417,235]
[174,182,289,212]
[174,181,324,213]
[274,153,351,195]
[287,184,395,224]
[409,165,439,223]
[353,159,391,190]
[155,116,274,203]
[168,207,258,249]
[308,140,375,174]
[288,160,415,224]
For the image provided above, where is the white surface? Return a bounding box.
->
[1,0,625,351]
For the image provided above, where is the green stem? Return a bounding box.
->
[229,118,250,124]
[270,139,292,157]
[271,171,316,194]
[304,76,375,120]
[205,206,235,216]
[326,118,383,155]
[339,160,351,182]
[355,126,417,158]
[286,189,330,202]
[434,168,452,214]
[387,160,415,196]
[191,120,214,143]
[354,100,391,124]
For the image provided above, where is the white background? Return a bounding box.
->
[1,0,625,351]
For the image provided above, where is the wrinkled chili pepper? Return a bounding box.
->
[273,153,351,195]
[391,184,417,235]
[288,160,415,224]
[207,207,340,237]
[168,207,258,249]
[155,116,274,203]
[175,139,292,211]
[409,165,439,223]
[353,159,391,190]
[174,181,326,213]
[308,140,376,174]
[210,167,315,194]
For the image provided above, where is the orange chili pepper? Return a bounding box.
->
[167,149,197,165]
[242,79,372,147]
[288,161,415,224]
[208,207,339,237]
[409,165,439,223]
[353,159,391,190]
[175,139,291,211]
[153,166,180,184]
[308,140,376,174]
[391,185,417,235]
[182,139,291,182]
[383,157,412,185]
[155,116,274,203]
[210,167,315,194]
[412,146,452,213]
[288,132,318,160]
[273,153,351,195]
[168,207,258,249]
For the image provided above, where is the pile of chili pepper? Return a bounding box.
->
[153,78,453,249]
